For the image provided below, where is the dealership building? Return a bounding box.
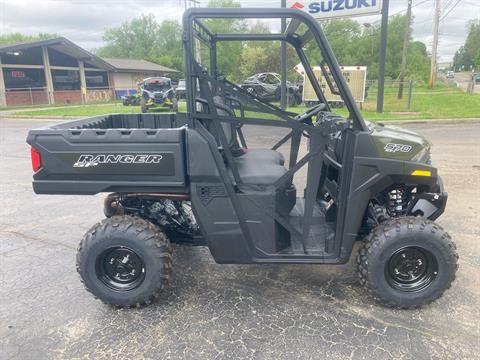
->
[0,37,177,106]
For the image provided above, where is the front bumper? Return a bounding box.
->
[151,97,172,106]
[406,176,447,220]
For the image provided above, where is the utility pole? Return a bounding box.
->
[429,0,440,88]
[397,0,412,99]
[280,0,287,110]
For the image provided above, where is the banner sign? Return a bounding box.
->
[289,0,383,19]
[297,63,368,103]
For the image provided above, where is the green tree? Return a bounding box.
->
[97,14,159,60]
[453,20,480,71]
[406,41,429,81]
[96,15,183,78]
[155,20,184,72]
[310,15,430,81]
[0,32,58,46]
[204,0,246,78]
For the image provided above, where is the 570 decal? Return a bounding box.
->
[384,143,412,153]
[73,154,163,168]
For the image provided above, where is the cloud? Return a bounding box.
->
[0,0,476,61]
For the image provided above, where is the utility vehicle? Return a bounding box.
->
[27,8,457,309]
[121,92,141,106]
[139,77,178,113]
[241,72,302,106]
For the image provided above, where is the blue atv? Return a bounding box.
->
[140,77,178,113]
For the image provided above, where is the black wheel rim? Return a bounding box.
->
[385,246,438,292]
[96,247,145,291]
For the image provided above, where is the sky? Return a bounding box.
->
[1,0,479,62]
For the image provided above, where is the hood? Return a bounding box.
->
[366,120,431,162]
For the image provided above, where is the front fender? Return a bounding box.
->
[406,176,447,220]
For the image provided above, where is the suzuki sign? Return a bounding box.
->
[289,0,382,19]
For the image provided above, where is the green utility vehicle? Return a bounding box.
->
[27,8,457,309]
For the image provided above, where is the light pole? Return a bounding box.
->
[377,0,389,113]
[280,0,287,110]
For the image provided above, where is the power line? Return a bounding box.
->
[441,0,455,13]
[440,0,462,21]
[371,0,431,25]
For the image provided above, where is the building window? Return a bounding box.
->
[52,70,80,90]
[1,47,44,65]
[48,48,79,67]
[85,71,109,89]
[3,68,46,90]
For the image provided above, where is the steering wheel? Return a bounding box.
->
[295,103,326,123]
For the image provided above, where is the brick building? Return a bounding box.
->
[0,37,177,107]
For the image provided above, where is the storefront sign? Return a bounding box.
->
[289,0,382,19]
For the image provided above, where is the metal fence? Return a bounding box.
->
[4,87,51,106]
[361,80,416,112]
[3,86,117,107]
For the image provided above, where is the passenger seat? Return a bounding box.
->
[200,95,296,214]
[210,96,285,167]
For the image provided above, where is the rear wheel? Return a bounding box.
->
[357,217,458,309]
[76,215,172,307]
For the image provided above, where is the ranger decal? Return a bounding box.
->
[73,154,163,168]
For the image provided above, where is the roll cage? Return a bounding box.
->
[181,8,371,262]
[182,7,367,131]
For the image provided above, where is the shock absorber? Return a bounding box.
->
[386,187,408,217]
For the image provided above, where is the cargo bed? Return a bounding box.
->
[27,113,189,195]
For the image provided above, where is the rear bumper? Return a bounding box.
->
[407,176,447,220]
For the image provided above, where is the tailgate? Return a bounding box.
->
[26,114,188,195]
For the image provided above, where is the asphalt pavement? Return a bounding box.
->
[1,117,479,359]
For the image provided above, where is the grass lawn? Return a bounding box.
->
[11,82,479,120]
[13,103,146,117]
[358,82,480,120]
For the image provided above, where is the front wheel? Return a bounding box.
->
[76,215,172,307]
[357,217,458,309]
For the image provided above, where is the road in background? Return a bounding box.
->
[1,118,479,359]
[453,72,479,94]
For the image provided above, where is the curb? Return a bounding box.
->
[380,118,480,125]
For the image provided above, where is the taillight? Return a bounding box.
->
[30,146,41,172]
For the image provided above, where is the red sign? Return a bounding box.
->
[290,2,304,9]
[11,70,26,78]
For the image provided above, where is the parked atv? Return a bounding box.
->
[140,77,178,113]
[27,8,457,309]
[241,72,302,106]
[121,93,141,106]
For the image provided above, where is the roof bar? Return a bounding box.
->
[215,33,287,41]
